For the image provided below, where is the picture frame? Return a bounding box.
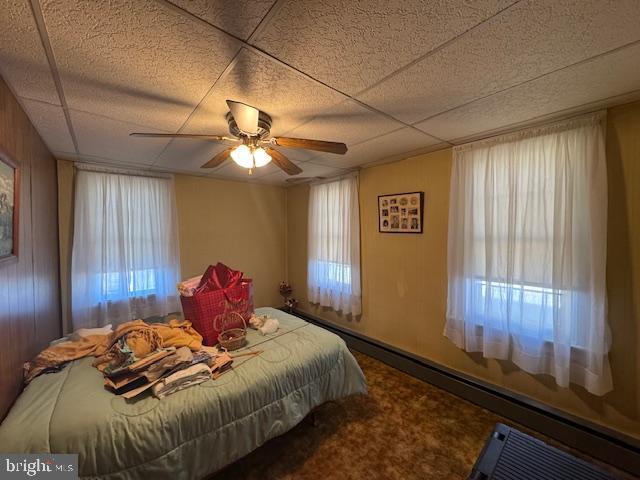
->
[378,191,423,234]
[0,151,20,264]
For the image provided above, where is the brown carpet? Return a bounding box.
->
[213,351,636,480]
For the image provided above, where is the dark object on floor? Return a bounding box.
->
[470,423,616,480]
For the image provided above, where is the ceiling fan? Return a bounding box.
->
[130,100,348,175]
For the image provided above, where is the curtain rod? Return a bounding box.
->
[454,110,606,152]
[309,169,359,186]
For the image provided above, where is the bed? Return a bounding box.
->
[0,308,367,479]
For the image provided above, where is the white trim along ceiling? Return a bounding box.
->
[1,0,640,185]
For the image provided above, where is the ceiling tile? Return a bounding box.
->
[267,147,317,164]
[153,138,234,172]
[415,42,640,142]
[53,151,106,163]
[40,0,242,131]
[309,128,443,168]
[152,47,347,174]
[252,0,514,95]
[210,159,284,180]
[359,0,640,124]
[174,48,349,137]
[70,110,171,165]
[0,1,59,104]
[258,162,348,186]
[149,165,210,177]
[19,98,75,153]
[278,99,405,150]
[168,0,276,40]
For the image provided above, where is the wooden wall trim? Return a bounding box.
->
[0,75,61,420]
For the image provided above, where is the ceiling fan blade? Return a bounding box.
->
[266,148,303,176]
[226,100,259,135]
[130,133,238,142]
[201,147,234,169]
[271,137,347,155]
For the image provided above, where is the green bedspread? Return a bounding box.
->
[0,308,367,479]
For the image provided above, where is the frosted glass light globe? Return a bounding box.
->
[230,145,253,168]
[253,147,272,167]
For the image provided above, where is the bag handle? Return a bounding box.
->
[220,281,250,305]
[215,311,246,333]
[212,263,243,289]
[210,271,223,290]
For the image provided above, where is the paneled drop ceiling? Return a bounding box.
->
[1,0,640,185]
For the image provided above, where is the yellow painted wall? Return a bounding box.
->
[173,174,286,308]
[286,100,640,439]
[57,166,286,331]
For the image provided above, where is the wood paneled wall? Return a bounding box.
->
[0,76,61,419]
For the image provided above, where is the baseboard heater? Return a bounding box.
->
[470,424,615,480]
[284,308,640,477]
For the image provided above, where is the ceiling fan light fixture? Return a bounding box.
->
[230,144,253,169]
[131,100,347,176]
[253,147,272,167]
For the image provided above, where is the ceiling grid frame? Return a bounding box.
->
[1,1,638,184]
[28,0,79,154]
[412,38,640,137]
[147,0,289,173]
[155,0,453,145]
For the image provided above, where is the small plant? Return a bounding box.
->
[279,281,293,299]
[279,281,297,312]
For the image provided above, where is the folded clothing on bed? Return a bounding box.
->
[177,275,202,297]
[24,319,204,384]
[108,347,231,399]
[143,346,195,382]
[151,363,212,399]
[70,324,114,340]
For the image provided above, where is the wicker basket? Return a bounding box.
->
[217,312,247,351]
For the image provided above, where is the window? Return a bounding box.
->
[312,261,352,289]
[102,268,158,298]
[444,112,612,395]
[466,278,563,344]
[307,176,361,316]
[71,168,181,329]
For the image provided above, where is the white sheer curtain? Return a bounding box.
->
[71,167,181,329]
[444,112,612,395]
[308,175,362,316]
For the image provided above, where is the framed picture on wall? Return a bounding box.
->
[378,191,423,233]
[0,151,20,264]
